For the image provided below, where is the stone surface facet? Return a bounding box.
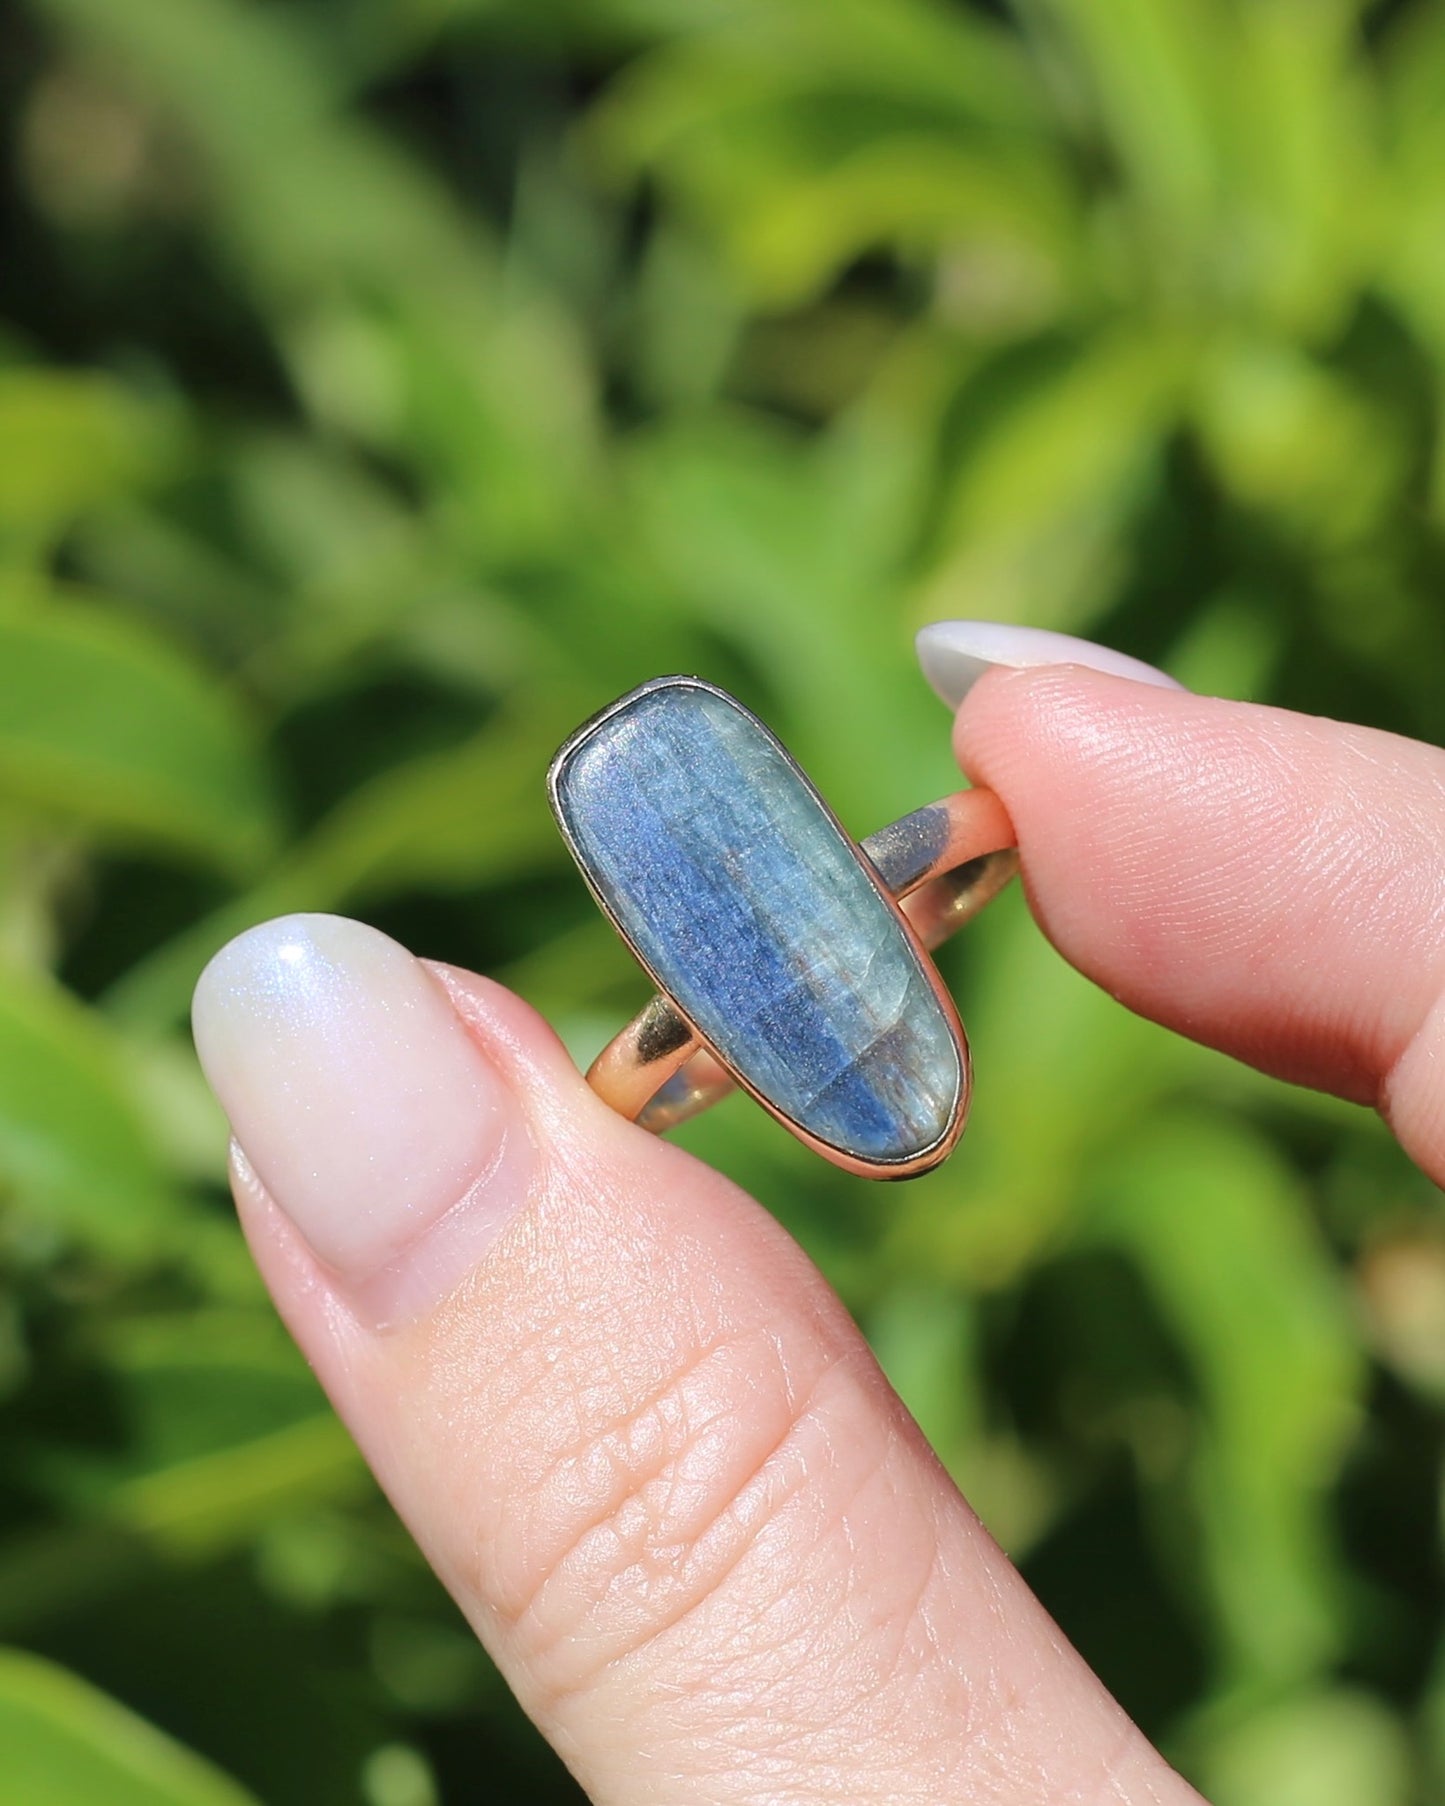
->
[550,679,964,1165]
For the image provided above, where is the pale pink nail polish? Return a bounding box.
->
[193,914,529,1307]
[915,620,1182,709]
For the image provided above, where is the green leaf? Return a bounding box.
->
[0,1648,260,1806]
[1083,1114,1363,1688]
[865,1282,1062,1555]
[36,0,601,554]
[882,894,1210,1288]
[591,0,1046,177]
[1165,589,1285,701]
[1030,0,1229,262]
[0,596,277,873]
[919,332,1183,631]
[0,371,170,553]
[1378,6,1445,521]
[1215,4,1375,339]
[0,965,180,1257]
[103,694,572,1031]
[625,413,954,825]
[718,136,1078,312]
[1191,337,1406,545]
[588,0,1062,322]
[1196,1687,1413,1806]
[33,1316,365,1557]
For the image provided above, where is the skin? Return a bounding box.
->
[221,666,1445,1803]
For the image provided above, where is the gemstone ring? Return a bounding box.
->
[547,676,1017,1179]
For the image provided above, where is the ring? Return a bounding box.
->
[547,676,1017,1179]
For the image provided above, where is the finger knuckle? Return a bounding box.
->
[475,1313,843,1704]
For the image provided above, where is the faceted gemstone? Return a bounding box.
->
[549,678,964,1166]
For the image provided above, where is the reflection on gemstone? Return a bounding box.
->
[549,678,965,1166]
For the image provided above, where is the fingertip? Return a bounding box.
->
[947,665,1445,1113]
[194,916,543,1319]
[916,619,1183,711]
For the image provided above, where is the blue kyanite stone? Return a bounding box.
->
[550,679,964,1165]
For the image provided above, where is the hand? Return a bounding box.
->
[191,626,1444,1804]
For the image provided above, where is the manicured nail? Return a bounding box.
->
[192,914,526,1309]
[915,620,1182,709]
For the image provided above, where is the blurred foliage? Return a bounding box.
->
[0,0,1443,1799]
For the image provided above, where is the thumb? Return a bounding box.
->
[193,912,1205,1806]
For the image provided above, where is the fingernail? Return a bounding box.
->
[192,914,528,1313]
[915,620,1183,709]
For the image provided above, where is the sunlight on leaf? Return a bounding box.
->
[0,965,180,1257]
[0,595,276,874]
[0,1649,260,1806]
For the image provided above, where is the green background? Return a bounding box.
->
[1,0,1443,1800]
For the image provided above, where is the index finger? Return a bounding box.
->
[946,657,1445,1185]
